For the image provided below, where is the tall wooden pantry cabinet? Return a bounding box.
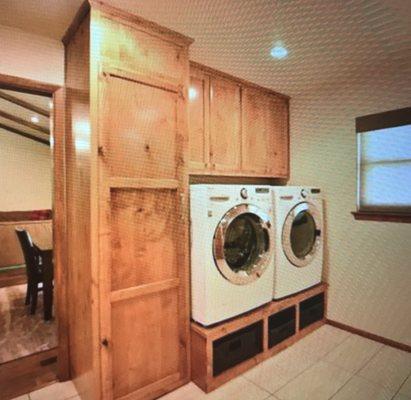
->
[63,2,192,400]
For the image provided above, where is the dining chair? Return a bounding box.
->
[15,228,44,315]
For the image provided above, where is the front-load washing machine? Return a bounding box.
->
[190,184,274,326]
[271,186,324,299]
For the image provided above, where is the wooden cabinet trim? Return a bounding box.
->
[190,61,290,100]
[110,278,180,303]
[89,0,194,47]
[108,177,179,189]
[188,69,210,171]
[101,66,182,95]
[116,373,182,400]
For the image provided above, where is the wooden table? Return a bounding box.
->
[36,244,53,321]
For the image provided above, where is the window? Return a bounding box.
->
[354,107,411,222]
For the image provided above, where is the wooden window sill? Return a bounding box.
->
[352,212,411,223]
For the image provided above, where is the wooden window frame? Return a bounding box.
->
[354,107,411,223]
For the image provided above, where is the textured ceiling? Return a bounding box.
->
[0,0,410,96]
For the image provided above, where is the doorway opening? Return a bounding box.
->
[0,73,68,399]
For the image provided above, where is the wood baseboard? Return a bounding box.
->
[0,348,58,400]
[0,267,26,288]
[326,319,411,353]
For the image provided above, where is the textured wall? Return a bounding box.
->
[290,73,411,345]
[0,25,64,85]
[0,129,52,211]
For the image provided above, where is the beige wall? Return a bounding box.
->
[290,74,411,345]
[0,25,64,86]
[0,129,52,211]
[0,24,59,211]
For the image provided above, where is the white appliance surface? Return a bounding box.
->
[190,184,274,326]
[271,186,324,299]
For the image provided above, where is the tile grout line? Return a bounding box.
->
[240,373,276,397]
[266,327,355,396]
[327,373,358,400]
[355,342,386,376]
[269,329,357,399]
[321,338,386,377]
[389,369,411,400]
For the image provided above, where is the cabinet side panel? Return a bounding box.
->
[65,14,99,400]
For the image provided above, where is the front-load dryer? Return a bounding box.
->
[271,186,324,299]
[190,184,274,326]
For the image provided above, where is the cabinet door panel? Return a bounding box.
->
[188,75,209,171]
[209,77,241,172]
[110,189,178,291]
[99,71,188,400]
[111,286,180,398]
[99,16,186,84]
[100,75,178,179]
[242,88,289,177]
[242,88,269,174]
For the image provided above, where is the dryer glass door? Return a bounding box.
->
[290,210,316,259]
[213,204,273,285]
[282,202,322,268]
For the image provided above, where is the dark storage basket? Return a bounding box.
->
[268,306,296,348]
[213,321,263,376]
[299,292,325,329]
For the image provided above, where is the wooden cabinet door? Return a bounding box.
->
[266,95,289,177]
[98,71,189,400]
[241,88,270,175]
[242,88,289,177]
[188,69,210,171]
[209,76,241,173]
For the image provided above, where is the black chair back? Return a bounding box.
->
[15,228,40,278]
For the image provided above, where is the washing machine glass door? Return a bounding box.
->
[213,204,273,285]
[282,202,322,268]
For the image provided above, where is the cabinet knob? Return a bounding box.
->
[101,338,109,347]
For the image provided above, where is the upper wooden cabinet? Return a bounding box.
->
[209,76,242,173]
[242,87,289,177]
[189,63,289,178]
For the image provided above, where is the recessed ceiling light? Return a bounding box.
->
[31,115,40,124]
[270,43,288,59]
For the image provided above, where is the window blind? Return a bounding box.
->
[357,124,411,212]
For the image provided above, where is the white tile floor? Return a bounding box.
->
[12,325,411,400]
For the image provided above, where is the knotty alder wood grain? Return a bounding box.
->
[242,87,289,177]
[64,4,192,398]
[209,76,242,172]
[188,63,290,178]
[65,11,101,400]
[188,68,209,171]
[89,3,192,400]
